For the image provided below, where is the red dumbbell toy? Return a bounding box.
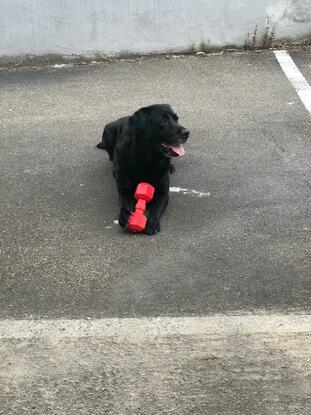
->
[128,182,155,233]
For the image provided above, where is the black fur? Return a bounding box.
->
[97,104,190,235]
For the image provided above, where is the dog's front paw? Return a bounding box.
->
[144,217,160,235]
[119,208,130,228]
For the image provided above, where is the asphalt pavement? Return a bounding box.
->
[0,49,311,414]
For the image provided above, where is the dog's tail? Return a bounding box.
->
[97,126,115,161]
[96,141,106,150]
[96,126,109,150]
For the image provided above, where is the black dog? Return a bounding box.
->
[97,104,190,235]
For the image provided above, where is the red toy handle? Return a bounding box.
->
[128,183,155,233]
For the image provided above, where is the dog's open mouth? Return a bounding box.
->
[161,143,185,157]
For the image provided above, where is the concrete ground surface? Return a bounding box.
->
[0,49,311,413]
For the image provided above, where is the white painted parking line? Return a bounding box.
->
[110,186,210,226]
[0,314,310,339]
[274,50,311,116]
[169,186,210,197]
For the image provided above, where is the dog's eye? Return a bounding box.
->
[160,119,168,125]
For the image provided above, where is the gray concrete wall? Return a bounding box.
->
[0,0,310,58]
[267,0,311,40]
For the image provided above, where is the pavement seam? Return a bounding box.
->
[1,314,311,339]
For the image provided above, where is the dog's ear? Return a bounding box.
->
[162,104,173,111]
[128,107,151,138]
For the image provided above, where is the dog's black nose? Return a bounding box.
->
[181,128,190,140]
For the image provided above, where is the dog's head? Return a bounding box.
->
[128,104,190,157]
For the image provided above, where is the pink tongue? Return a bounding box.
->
[169,144,185,157]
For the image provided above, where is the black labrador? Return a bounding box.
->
[97,104,190,235]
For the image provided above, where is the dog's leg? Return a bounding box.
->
[116,176,135,228]
[145,182,169,235]
[118,194,135,228]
